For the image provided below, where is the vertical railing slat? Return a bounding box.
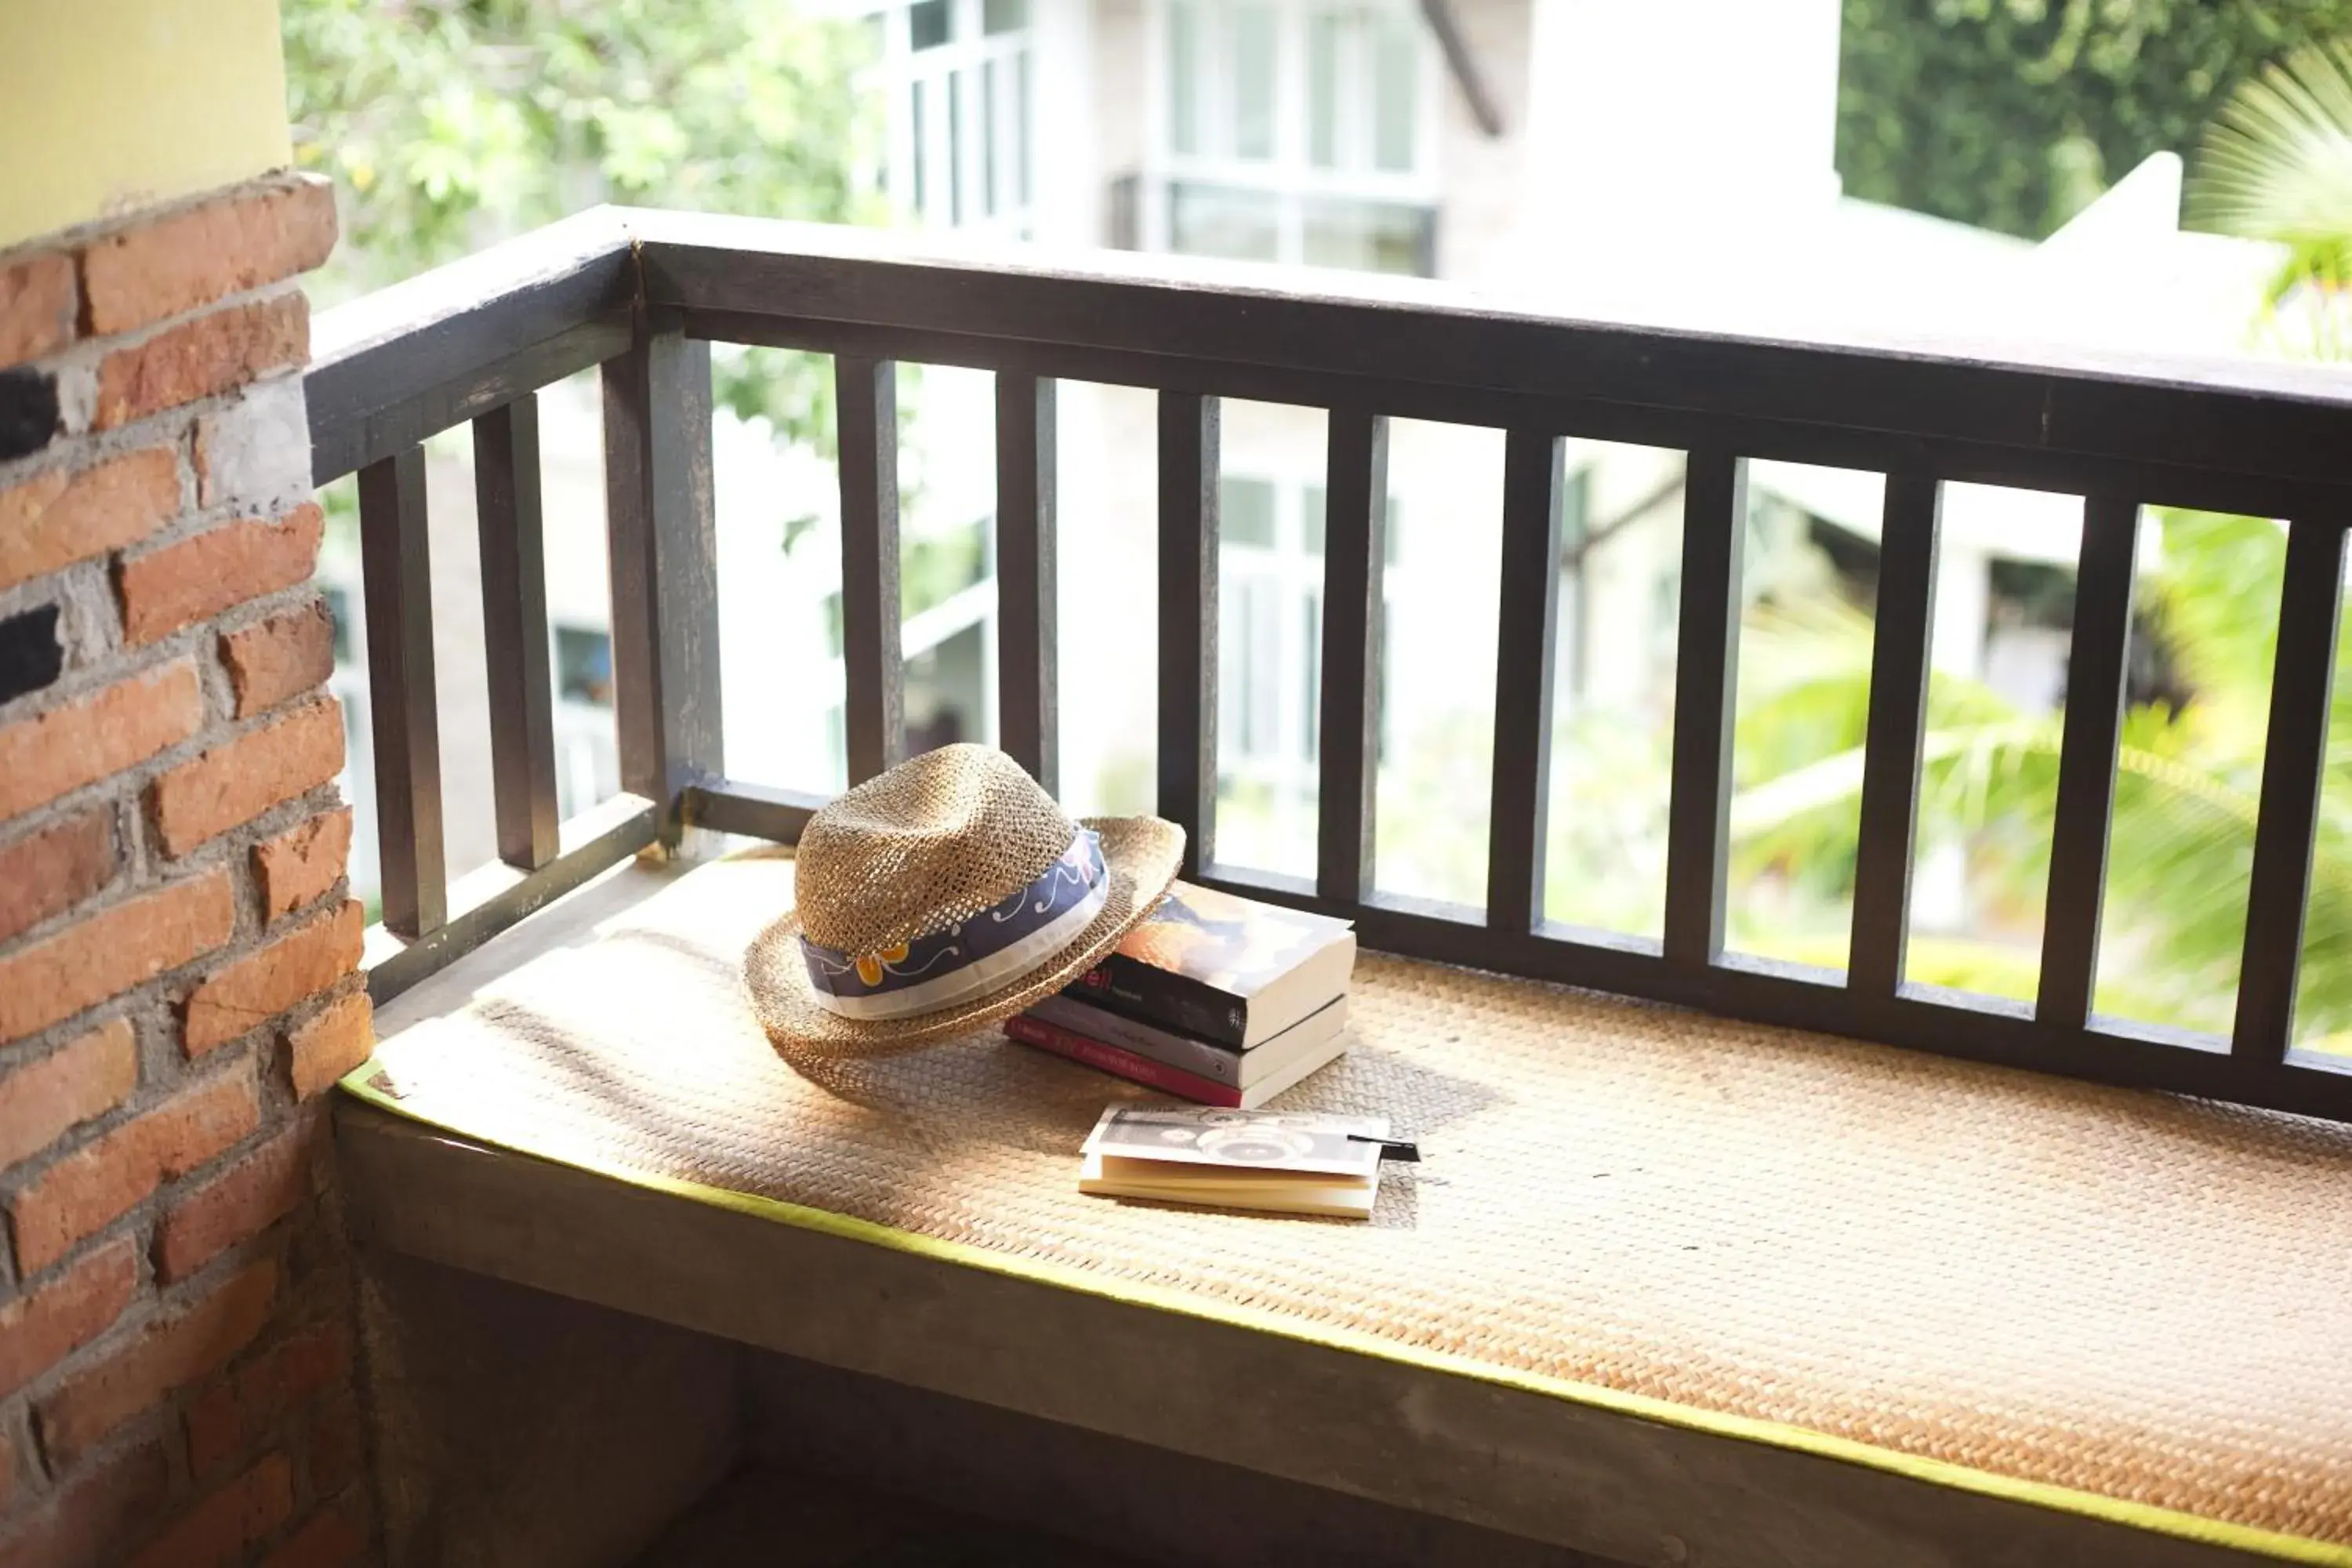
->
[2233,516,2348,1062]
[2036,495,2139,1031]
[996,373,1058,794]
[1849,472,1942,993]
[1486,430,1564,931]
[1664,449,1748,966]
[357,444,446,938]
[474,394,559,869]
[836,355,905,785]
[604,321,724,822]
[1158,391,1219,877]
[1316,411,1388,906]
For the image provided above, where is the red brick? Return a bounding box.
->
[223,597,336,717]
[0,658,201,822]
[9,1068,257,1274]
[83,179,337,337]
[125,1452,293,1568]
[289,991,373,1100]
[184,1318,349,1481]
[0,1017,136,1167]
[93,292,307,430]
[151,696,344,858]
[184,902,363,1058]
[36,1257,276,1464]
[280,1319,350,1405]
[0,447,181,593]
[0,1237,136,1400]
[303,1392,365,1501]
[0,808,118,946]
[0,250,74,369]
[0,866,234,1049]
[183,1375,244,1483]
[0,1439,169,1568]
[118,503,322,648]
[158,1119,319,1282]
[259,1494,367,1568]
[254,807,351,924]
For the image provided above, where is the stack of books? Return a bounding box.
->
[1077,1105,1390,1218]
[1007,880,1356,1108]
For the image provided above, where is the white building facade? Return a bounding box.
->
[320,0,2282,962]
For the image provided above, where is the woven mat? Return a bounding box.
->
[349,852,2352,1563]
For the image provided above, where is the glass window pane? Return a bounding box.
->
[949,70,966,224]
[1170,182,1281,262]
[1302,485,1326,554]
[1222,475,1277,546]
[911,0,952,49]
[984,0,1028,34]
[1371,13,1417,172]
[1305,591,1323,761]
[983,61,999,216]
[1301,198,1430,275]
[1308,13,1341,169]
[1169,1,1200,155]
[1233,4,1278,159]
[911,82,928,216]
[1017,52,1033,206]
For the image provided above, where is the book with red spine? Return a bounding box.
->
[1007,1014,1242,1105]
[1005,1013,1348,1109]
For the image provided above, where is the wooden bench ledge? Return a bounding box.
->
[341,853,2352,1568]
[336,1102,2266,1568]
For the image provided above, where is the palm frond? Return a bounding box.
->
[2188,40,2352,310]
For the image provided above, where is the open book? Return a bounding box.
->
[1077,1105,1388,1219]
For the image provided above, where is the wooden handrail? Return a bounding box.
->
[309,209,2352,1123]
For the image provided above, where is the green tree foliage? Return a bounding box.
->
[1726,510,2352,1043]
[2189,38,2352,353]
[282,0,878,445]
[1838,0,2352,238]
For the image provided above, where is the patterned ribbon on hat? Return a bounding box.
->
[799,829,1109,1020]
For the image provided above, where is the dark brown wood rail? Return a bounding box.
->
[307,205,2352,1122]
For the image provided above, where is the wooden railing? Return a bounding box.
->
[307,206,2352,1123]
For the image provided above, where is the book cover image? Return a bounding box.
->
[1100,881,1350,998]
[1084,1106,1387,1178]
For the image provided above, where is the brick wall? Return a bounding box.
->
[0,175,376,1567]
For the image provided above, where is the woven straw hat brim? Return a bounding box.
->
[744,815,1185,1060]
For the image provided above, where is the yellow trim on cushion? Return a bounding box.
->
[337,1062,2352,1567]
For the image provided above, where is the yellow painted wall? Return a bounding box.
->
[0,0,292,252]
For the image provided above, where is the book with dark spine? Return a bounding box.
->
[1006,1014,1351,1109]
[1065,880,1356,1049]
[1025,992,1348,1089]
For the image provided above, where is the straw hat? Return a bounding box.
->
[745,744,1185,1057]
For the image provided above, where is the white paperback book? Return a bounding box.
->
[1077,1105,1390,1219]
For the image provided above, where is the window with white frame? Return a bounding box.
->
[1148,0,1438,274]
[1218,475,1400,780]
[871,0,1035,234]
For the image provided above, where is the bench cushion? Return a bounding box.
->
[347,851,2352,1564]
